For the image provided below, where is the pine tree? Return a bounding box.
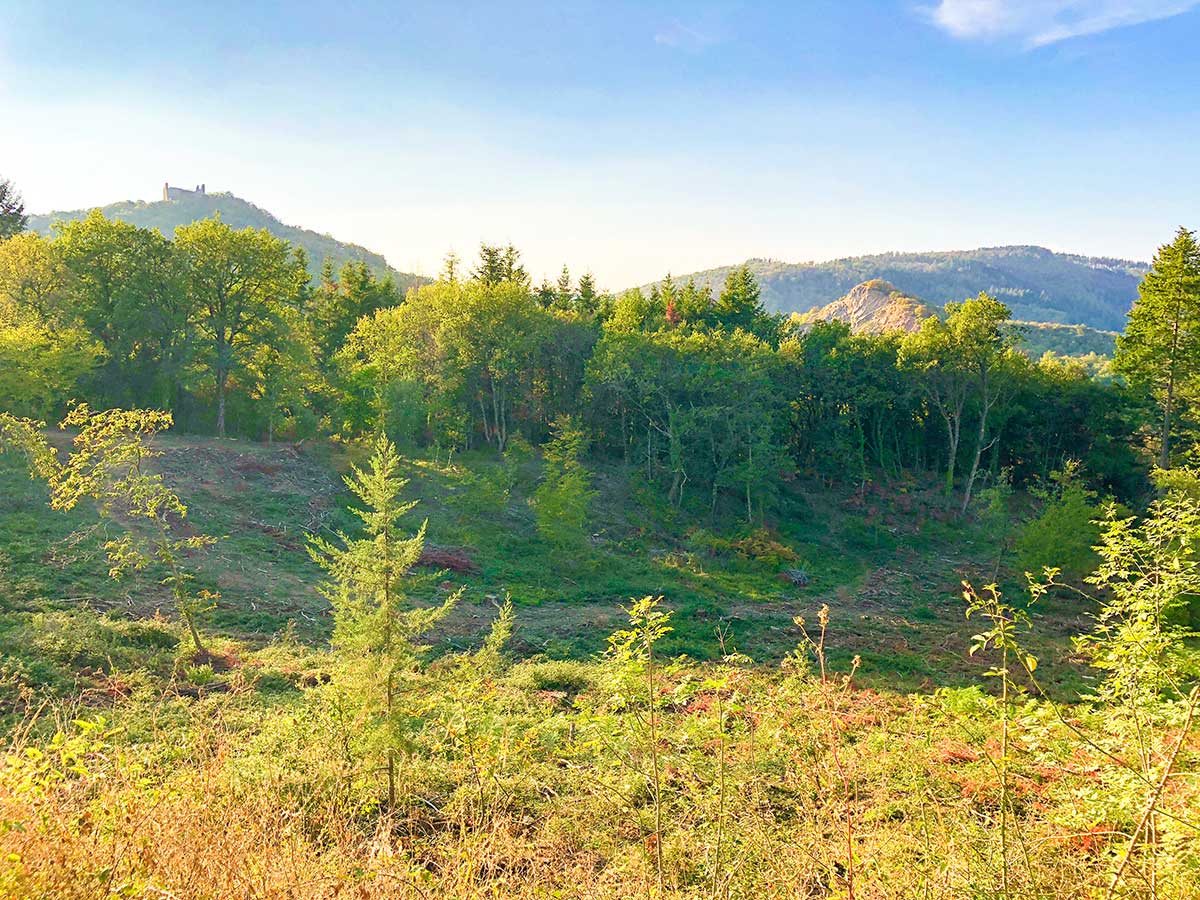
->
[473,243,528,286]
[473,244,506,285]
[0,178,26,240]
[678,277,712,326]
[715,264,764,334]
[555,265,573,310]
[535,277,556,308]
[308,435,456,807]
[577,272,598,314]
[530,416,597,549]
[502,243,529,287]
[1115,227,1200,468]
[319,257,337,291]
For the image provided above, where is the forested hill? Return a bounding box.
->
[666,246,1147,331]
[27,190,429,290]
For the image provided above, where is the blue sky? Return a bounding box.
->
[1,1,1198,286]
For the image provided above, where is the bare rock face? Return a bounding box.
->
[801,279,936,334]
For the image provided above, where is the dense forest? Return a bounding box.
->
[2,174,1200,899]
[0,191,1161,508]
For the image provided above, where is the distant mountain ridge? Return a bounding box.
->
[27,188,428,291]
[661,246,1147,331]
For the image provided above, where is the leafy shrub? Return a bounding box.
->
[185,662,216,686]
[730,529,798,565]
[1016,461,1104,580]
[26,610,179,672]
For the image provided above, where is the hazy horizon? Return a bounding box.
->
[4,0,1198,287]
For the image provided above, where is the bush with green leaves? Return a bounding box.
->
[1015,460,1104,581]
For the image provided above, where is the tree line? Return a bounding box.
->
[4,177,1199,515]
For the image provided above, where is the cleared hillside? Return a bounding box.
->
[667,246,1146,331]
[27,189,429,290]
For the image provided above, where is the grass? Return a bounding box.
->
[0,432,1097,701]
[1,433,1196,899]
[2,641,1196,899]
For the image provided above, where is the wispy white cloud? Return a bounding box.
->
[922,0,1200,47]
[654,18,720,51]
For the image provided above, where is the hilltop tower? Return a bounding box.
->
[162,182,207,202]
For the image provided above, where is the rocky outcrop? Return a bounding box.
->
[800,279,936,334]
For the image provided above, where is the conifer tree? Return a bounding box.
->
[530,415,597,549]
[441,250,461,283]
[577,271,598,314]
[307,435,456,807]
[0,177,26,240]
[677,277,711,326]
[715,264,761,331]
[535,277,556,308]
[555,265,573,310]
[1115,227,1200,468]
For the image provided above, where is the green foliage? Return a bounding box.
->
[1013,320,1117,359]
[0,231,72,323]
[54,210,193,409]
[472,242,528,287]
[1078,492,1200,701]
[342,265,596,451]
[0,320,103,419]
[901,293,1023,510]
[0,177,26,240]
[1115,227,1200,467]
[472,594,515,676]
[310,259,402,367]
[586,326,785,515]
[530,416,596,550]
[1015,461,1104,581]
[307,434,456,806]
[0,404,216,651]
[174,217,309,436]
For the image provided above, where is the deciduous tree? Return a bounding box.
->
[174,218,306,436]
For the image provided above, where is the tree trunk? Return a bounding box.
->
[961,415,989,514]
[1161,376,1174,470]
[215,367,228,438]
[942,414,959,501]
[746,443,753,523]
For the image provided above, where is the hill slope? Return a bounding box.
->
[28,189,428,290]
[1015,320,1118,359]
[668,246,1146,331]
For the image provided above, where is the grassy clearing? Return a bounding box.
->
[2,433,1091,699]
[1,434,1196,899]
